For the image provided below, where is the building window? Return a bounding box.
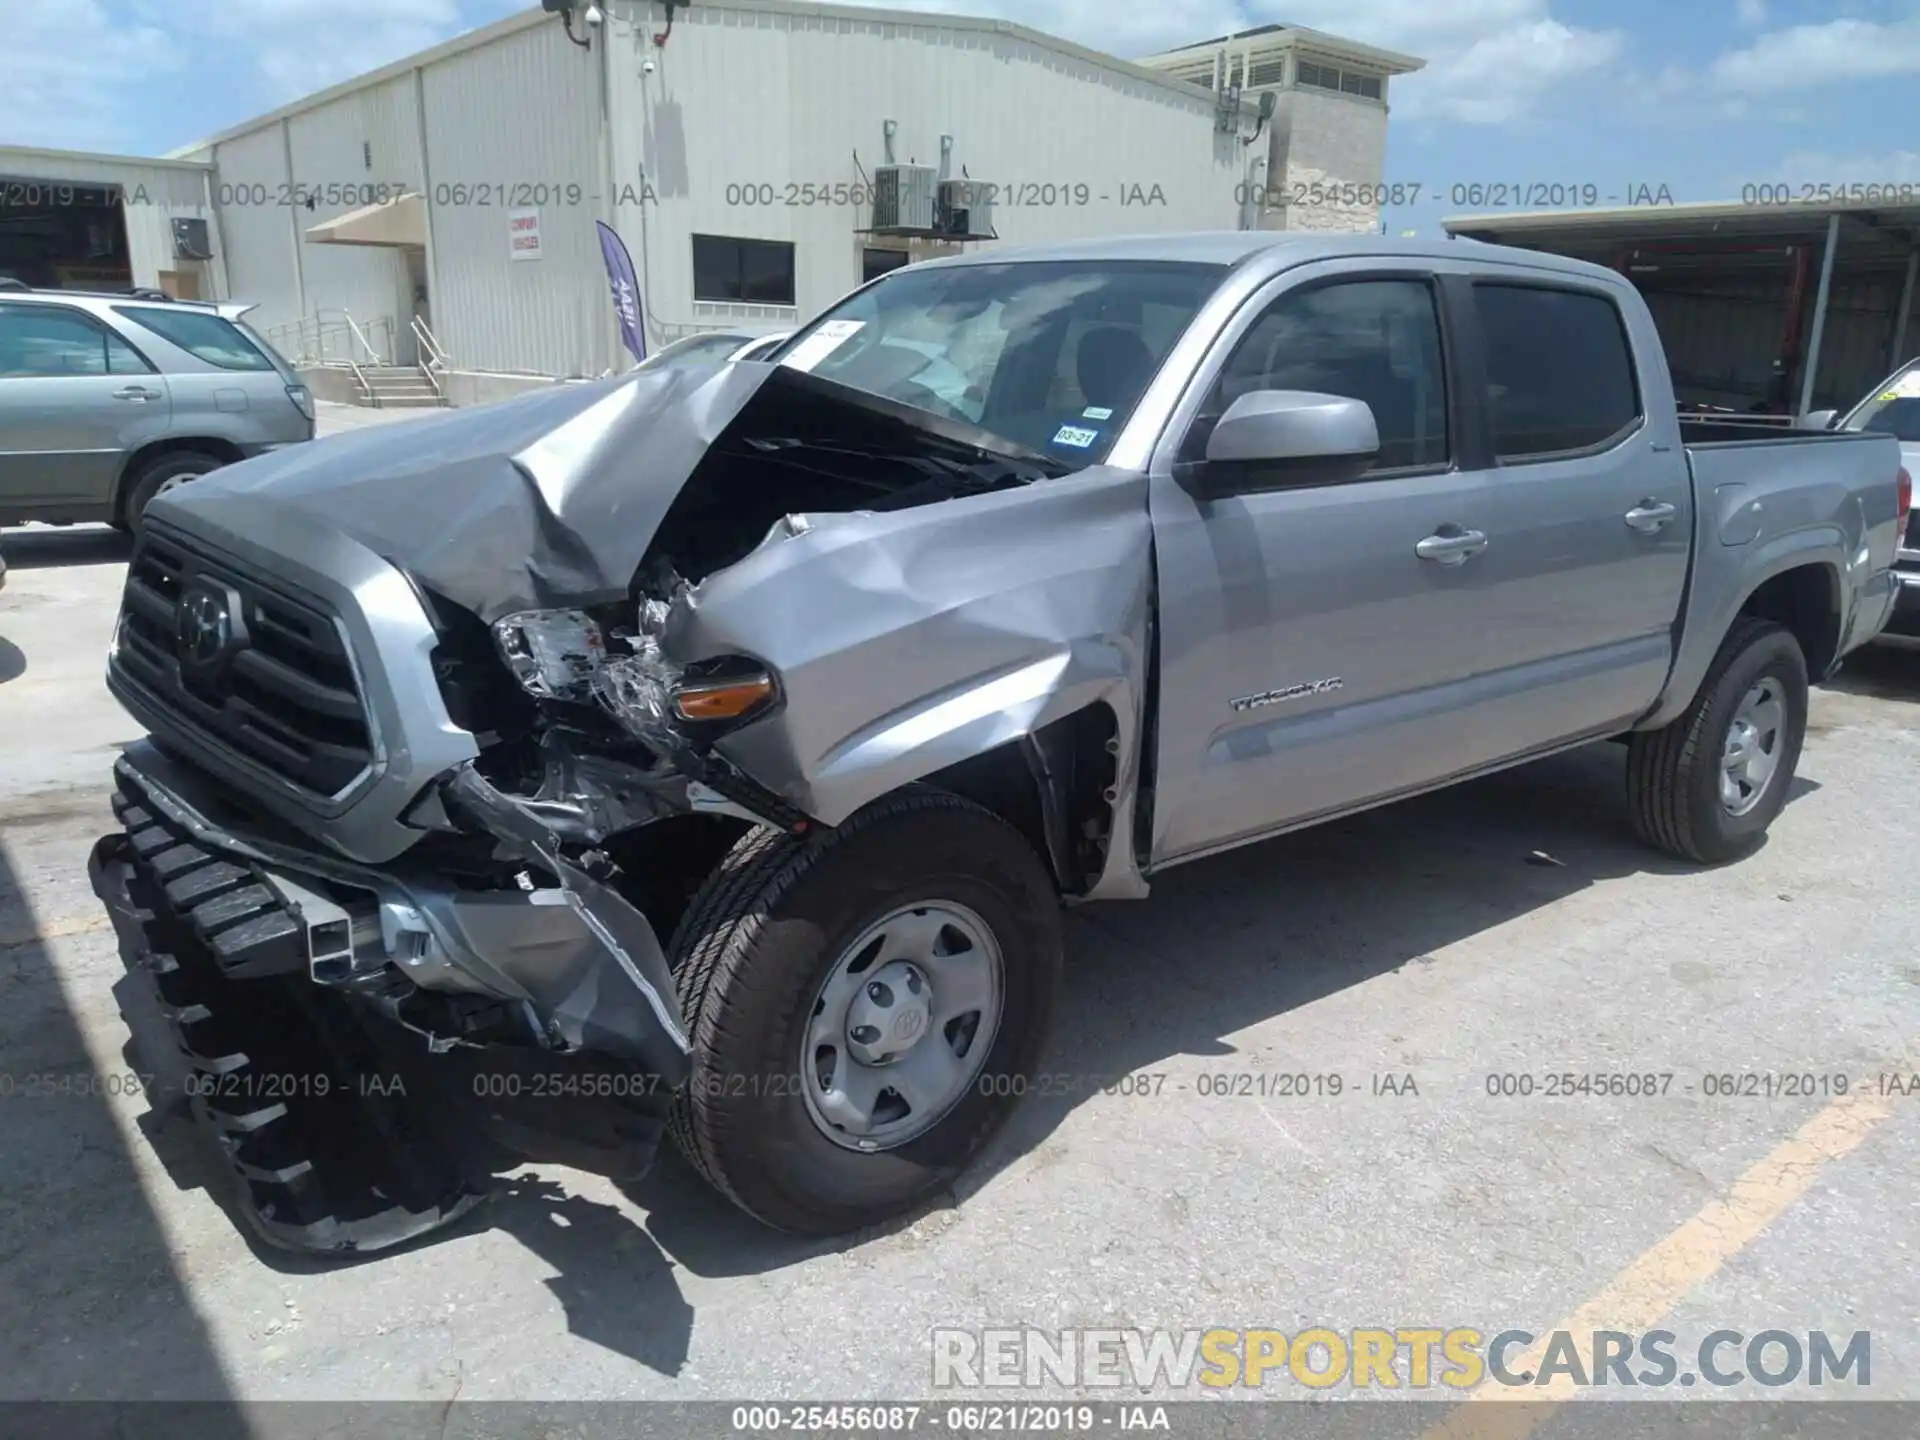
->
[1249,57,1287,86]
[692,234,796,305]
[1297,61,1381,99]
[862,248,909,284]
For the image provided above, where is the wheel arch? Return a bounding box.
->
[1737,562,1842,680]
[915,701,1123,899]
[1643,535,1845,731]
[115,438,245,521]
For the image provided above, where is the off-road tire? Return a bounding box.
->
[666,788,1062,1236]
[121,451,223,533]
[1627,617,1808,864]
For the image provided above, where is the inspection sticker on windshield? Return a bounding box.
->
[779,319,865,373]
[1082,406,1114,421]
[1052,424,1100,449]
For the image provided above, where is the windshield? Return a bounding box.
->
[771,259,1226,463]
[1841,361,1920,442]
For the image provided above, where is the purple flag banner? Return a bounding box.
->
[595,220,647,364]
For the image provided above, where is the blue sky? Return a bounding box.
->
[5,0,1918,235]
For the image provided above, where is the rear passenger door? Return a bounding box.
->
[0,303,169,517]
[1463,280,1694,748]
[1147,264,1512,865]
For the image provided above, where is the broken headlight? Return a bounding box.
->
[671,664,776,724]
[491,609,609,701]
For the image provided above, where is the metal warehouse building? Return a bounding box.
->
[5,1,1420,406]
[0,146,225,298]
[1445,200,1920,418]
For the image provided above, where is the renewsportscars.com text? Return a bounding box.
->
[931,1327,1871,1391]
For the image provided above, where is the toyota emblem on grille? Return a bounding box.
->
[176,583,236,669]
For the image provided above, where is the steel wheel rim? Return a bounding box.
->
[801,900,1004,1153]
[1720,677,1785,816]
[153,466,211,501]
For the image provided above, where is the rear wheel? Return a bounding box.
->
[120,451,223,533]
[1627,617,1808,863]
[667,788,1062,1235]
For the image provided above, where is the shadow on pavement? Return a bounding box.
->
[1823,644,1920,702]
[0,526,133,571]
[0,636,23,684]
[35,738,1825,1372]
[641,740,1807,1280]
[0,827,232,1403]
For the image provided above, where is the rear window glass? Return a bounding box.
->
[1475,285,1641,459]
[113,306,275,371]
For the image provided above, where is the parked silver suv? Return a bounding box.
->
[0,289,314,531]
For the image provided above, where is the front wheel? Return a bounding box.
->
[1627,617,1808,863]
[667,788,1062,1235]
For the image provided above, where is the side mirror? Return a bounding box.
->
[1178,390,1381,500]
[1800,408,1840,431]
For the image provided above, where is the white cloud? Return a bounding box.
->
[127,0,466,101]
[1712,16,1920,92]
[0,0,184,151]
[1767,148,1920,187]
[878,0,1243,58]
[8,0,1612,155]
[850,0,1623,125]
[1398,17,1622,123]
[1237,1,1623,124]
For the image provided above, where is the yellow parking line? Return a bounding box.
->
[1420,1082,1897,1440]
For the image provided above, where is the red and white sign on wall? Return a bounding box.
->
[508,207,543,262]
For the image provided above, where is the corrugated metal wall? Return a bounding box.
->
[1646,270,1913,412]
[0,149,225,296]
[185,2,1292,381]
[421,22,610,377]
[285,75,426,363]
[207,125,303,336]
[605,3,1248,343]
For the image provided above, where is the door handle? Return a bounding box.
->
[1415,529,1488,566]
[113,386,159,401]
[1624,499,1677,533]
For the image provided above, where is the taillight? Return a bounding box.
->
[1899,466,1913,535]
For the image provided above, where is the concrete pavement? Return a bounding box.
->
[2,483,1916,1412]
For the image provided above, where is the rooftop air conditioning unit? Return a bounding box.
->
[172,217,213,260]
[937,178,993,240]
[872,164,938,232]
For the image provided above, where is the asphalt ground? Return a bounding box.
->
[2,410,1915,1428]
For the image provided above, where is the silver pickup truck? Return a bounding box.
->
[90,234,1907,1252]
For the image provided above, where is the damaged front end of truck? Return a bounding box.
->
[91,357,1153,1252]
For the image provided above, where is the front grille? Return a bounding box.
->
[114,530,375,797]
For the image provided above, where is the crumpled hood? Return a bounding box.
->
[154,361,776,622]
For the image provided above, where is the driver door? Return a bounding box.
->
[1145,262,1511,865]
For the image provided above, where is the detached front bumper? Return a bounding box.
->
[91,742,689,1255]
